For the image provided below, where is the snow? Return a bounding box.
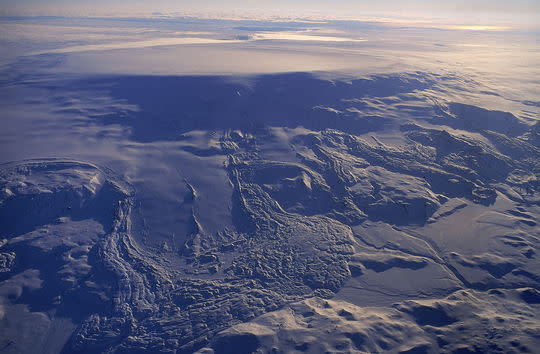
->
[0,15,539,354]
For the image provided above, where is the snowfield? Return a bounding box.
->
[0,16,539,354]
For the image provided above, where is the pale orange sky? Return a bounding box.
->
[1,0,539,28]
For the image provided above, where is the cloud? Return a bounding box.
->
[1,0,538,26]
[31,37,242,55]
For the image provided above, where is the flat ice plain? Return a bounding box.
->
[0,16,539,353]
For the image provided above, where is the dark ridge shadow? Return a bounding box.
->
[407,305,457,327]
[9,242,114,321]
[43,72,435,142]
[361,257,428,273]
[0,179,126,238]
[518,288,540,304]
[433,103,529,137]
[212,333,261,354]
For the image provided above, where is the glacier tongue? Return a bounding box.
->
[0,70,538,353]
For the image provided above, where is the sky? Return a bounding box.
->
[1,0,539,27]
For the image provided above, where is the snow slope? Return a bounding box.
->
[0,16,539,354]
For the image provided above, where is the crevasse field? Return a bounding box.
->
[0,16,539,353]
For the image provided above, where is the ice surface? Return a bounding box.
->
[0,16,539,354]
[203,289,539,353]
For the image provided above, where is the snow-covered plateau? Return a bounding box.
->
[0,16,539,353]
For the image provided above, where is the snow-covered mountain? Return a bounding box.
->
[0,16,539,354]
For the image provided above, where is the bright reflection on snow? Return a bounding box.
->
[451,25,510,31]
[252,31,366,42]
[32,37,242,54]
